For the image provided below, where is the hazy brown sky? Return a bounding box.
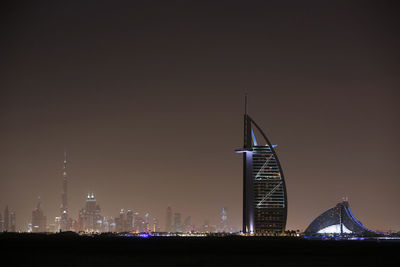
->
[1,1,399,231]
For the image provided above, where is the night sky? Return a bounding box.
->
[1,1,399,232]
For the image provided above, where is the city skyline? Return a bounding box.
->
[1,1,399,233]
[2,186,234,233]
[1,151,235,233]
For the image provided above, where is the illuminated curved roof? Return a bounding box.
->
[305,201,374,234]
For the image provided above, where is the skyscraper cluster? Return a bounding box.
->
[165,206,196,233]
[4,151,234,234]
[112,209,155,233]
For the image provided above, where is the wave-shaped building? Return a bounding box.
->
[236,96,288,234]
[305,201,374,235]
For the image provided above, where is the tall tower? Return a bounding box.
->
[220,207,228,232]
[4,206,9,231]
[83,193,99,232]
[126,209,134,231]
[236,95,288,234]
[165,206,172,232]
[60,152,69,231]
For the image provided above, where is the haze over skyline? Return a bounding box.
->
[1,1,399,232]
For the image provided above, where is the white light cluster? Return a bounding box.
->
[317,224,352,234]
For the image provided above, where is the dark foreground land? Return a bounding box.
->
[0,233,398,267]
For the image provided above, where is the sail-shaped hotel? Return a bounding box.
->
[236,96,288,234]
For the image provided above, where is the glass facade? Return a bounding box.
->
[252,146,286,232]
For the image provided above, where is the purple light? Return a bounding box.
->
[235,149,252,154]
[140,233,150,238]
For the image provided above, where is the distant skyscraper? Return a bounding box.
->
[153,217,160,232]
[202,220,210,233]
[4,206,9,231]
[81,193,102,232]
[126,210,134,232]
[54,216,61,232]
[102,217,110,232]
[173,213,182,232]
[10,212,16,232]
[144,213,150,231]
[133,212,145,232]
[32,197,47,232]
[183,216,192,232]
[133,212,140,232]
[220,207,228,232]
[165,206,172,232]
[60,152,69,231]
[236,95,288,234]
[119,209,125,232]
[0,212,3,232]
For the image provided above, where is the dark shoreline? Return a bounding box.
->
[1,233,398,266]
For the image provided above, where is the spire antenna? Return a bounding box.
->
[244,91,248,115]
[63,150,67,175]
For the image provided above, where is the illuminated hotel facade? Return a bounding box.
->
[236,96,288,234]
[305,200,374,235]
